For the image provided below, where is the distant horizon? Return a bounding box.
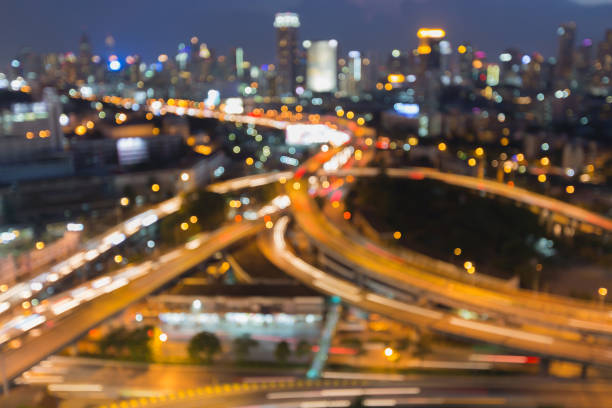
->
[2,0,612,67]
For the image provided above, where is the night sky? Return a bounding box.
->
[2,0,612,66]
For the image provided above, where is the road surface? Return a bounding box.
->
[18,356,612,408]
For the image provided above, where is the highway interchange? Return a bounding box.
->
[2,95,612,406]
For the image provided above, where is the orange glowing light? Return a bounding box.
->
[417,45,432,55]
[417,28,446,39]
[387,74,405,84]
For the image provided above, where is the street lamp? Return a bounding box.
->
[384,346,399,362]
[599,287,608,307]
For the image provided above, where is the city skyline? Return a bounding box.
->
[3,0,612,65]
[2,1,612,406]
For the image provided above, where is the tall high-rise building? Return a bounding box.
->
[274,12,300,96]
[457,43,474,85]
[338,50,362,97]
[387,49,409,75]
[576,38,593,87]
[305,40,338,93]
[235,47,244,79]
[417,28,446,74]
[499,48,522,87]
[77,34,93,81]
[79,33,92,63]
[346,51,362,96]
[556,22,576,81]
[597,29,612,73]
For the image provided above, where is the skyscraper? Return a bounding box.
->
[274,12,300,96]
[597,29,612,73]
[305,40,338,93]
[457,43,474,85]
[576,38,593,87]
[235,47,244,79]
[556,22,576,81]
[346,51,362,96]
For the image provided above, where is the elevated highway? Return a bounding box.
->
[321,166,612,234]
[287,182,612,336]
[259,216,612,368]
[1,221,263,382]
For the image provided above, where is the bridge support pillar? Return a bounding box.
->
[539,358,550,376]
[581,364,589,379]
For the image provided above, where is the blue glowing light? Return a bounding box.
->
[393,103,420,118]
[109,60,122,71]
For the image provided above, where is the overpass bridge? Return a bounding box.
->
[1,221,263,383]
[321,166,612,236]
[287,184,612,336]
[259,216,612,370]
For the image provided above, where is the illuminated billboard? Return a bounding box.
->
[274,12,300,28]
[285,124,350,146]
[393,103,420,118]
[417,28,446,39]
[306,40,338,93]
[117,138,148,166]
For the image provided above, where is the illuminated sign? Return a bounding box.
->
[417,28,446,39]
[285,124,350,146]
[274,12,300,28]
[393,103,420,118]
[387,74,405,84]
[117,138,148,166]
